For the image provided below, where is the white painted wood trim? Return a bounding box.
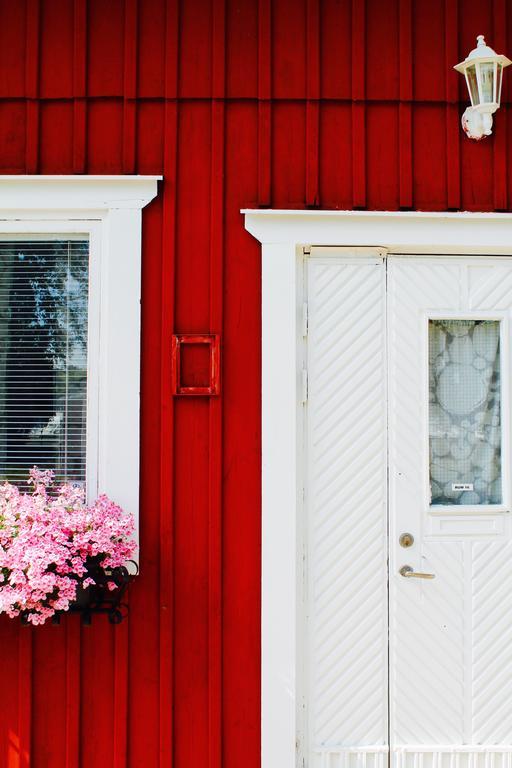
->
[0,177,160,549]
[243,209,512,768]
[0,175,161,211]
[261,242,303,768]
[243,208,512,254]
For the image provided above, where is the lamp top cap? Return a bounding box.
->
[466,35,498,60]
[454,35,512,72]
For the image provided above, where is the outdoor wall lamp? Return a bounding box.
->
[454,35,511,140]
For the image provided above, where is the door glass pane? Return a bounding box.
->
[429,319,501,506]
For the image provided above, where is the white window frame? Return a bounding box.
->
[0,175,160,546]
[242,209,512,768]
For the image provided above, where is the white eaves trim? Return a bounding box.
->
[243,208,512,254]
[0,175,161,212]
[242,208,512,768]
[0,175,161,551]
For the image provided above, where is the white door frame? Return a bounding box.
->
[242,209,512,768]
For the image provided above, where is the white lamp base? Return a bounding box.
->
[461,107,493,140]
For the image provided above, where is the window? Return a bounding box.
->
[0,239,89,487]
[429,318,502,506]
[0,175,161,541]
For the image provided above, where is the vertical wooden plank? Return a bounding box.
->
[210,2,225,768]
[123,0,138,173]
[73,0,87,173]
[272,0,307,99]
[0,619,21,765]
[399,0,412,208]
[351,0,366,208]
[137,0,166,98]
[25,0,40,173]
[32,628,68,765]
[208,95,224,768]
[212,0,225,101]
[0,3,26,99]
[445,0,461,209]
[225,0,258,98]
[113,618,129,768]
[80,622,115,767]
[222,101,261,768]
[38,1,74,98]
[160,1,178,766]
[306,0,320,206]
[18,629,32,768]
[178,0,212,97]
[88,0,125,97]
[98,85,136,768]
[493,0,507,210]
[258,0,271,205]
[65,619,81,768]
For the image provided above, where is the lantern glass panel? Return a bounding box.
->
[479,62,495,103]
[466,65,479,105]
[497,64,503,104]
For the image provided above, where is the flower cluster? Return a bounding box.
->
[0,468,136,625]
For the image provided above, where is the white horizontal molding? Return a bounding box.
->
[243,208,512,254]
[392,748,512,768]
[0,175,161,212]
[311,748,388,768]
[394,747,512,753]
[314,747,512,768]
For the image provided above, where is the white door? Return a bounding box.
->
[388,256,512,768]
[306,252,512,768]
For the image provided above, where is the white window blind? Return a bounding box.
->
[0,239,89,487]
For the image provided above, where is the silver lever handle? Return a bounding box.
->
[399,565,435,579]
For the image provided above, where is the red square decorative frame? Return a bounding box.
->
[171,334,221,396]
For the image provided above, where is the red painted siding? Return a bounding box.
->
[0,1,510,766]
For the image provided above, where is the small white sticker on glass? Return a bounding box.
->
[452,483,474,491]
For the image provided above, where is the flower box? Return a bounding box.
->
[0,468,137,626]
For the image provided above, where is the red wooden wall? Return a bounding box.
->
[0,0,511,766]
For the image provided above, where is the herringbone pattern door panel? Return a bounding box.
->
[389,258,465,745]
[389,256,512,768]
[307,256,388,768]
[472,540,512,743]
[306,255,512,768]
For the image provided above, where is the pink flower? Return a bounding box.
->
[0,469,136,625]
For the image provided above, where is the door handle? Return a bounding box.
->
[399,565,435,579]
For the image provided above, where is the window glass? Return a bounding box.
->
[0,240,89,487]
[429,319,501,506]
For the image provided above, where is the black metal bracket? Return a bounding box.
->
[21,560,139,627]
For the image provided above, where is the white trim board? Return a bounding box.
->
[0,176,161,550]
[242,209,512,768]
[243,208,512,254]
[0,175,160,211]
